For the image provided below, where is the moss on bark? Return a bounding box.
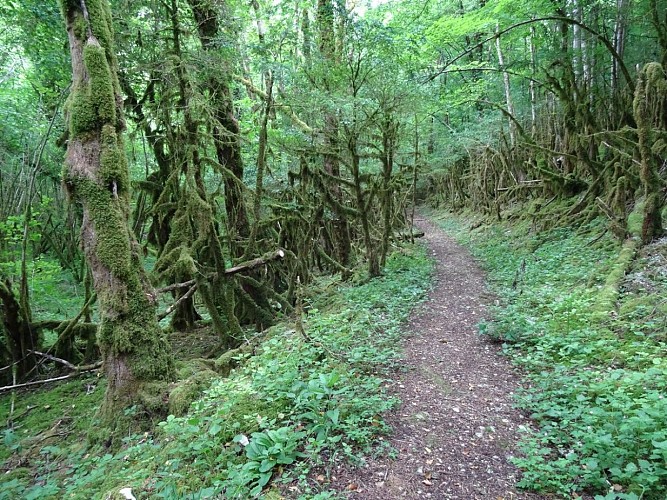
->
[61,0,174,446]
[633,62,666,244]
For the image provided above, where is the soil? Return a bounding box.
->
[325,216,546,499]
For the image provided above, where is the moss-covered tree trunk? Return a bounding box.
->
[633,62,666,244]
[379,114,397,269]
[317,0,352,273]
[0,278,40,383]
[60,0,174,444]
[349,135,380,277]
[187,0,249,258]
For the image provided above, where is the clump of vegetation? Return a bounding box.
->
[0,245,432,498]
[432,208,667,499]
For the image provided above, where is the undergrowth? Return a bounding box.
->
[0,244,432,499]
[431,208,667,500]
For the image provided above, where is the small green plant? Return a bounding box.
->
[226,427,307,497]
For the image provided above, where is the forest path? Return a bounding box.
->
[331,216,543,499]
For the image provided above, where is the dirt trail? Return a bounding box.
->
[331,216,544,499]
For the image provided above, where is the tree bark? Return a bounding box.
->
[495,24,516,146]
[317,0,352,273]
[529,25,538,137]
[633,62,666,244]
[379,114,397,268]
[0,279,39,383]
[187,0,249,257]
[60,0,174,445]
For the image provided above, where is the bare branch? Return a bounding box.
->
[157,284,198,321]
[0,363,102,393]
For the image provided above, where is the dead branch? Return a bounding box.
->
[156,249,287,293]
[155,278,196,294]
[158,284,198,321]
[28,350,76,371]
[0,362,102,392]
[393,231,425,241]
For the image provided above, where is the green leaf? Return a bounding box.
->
[258,471,272,488]
[624,462,638,474]
[326,408,340,425]
[258,459,276,473]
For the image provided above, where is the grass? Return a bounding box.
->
[0,243,432,499]
[428,207,667,499]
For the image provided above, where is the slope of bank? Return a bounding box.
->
[1,246,432,498]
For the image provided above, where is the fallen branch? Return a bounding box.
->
[0,362,102,392]
[496,180,543,192]
[225,249,286,276]
[28,350,76,371]
[156,249,287,293]
[393,231,425,241]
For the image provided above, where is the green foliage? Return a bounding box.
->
[0,200,83,325]
[0,244,432,497]
[434,210,667,498]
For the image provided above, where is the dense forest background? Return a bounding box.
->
[1,0,666,497]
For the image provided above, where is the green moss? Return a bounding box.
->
[99,124,129,195]
[642,192,664,243]
[96,288,173,382]
[71,177,132,279]
[72,11,87,40]
[619,295,660,316]
[627,198,644,237]
[175,358,215,378]
[64,1,121,140]
[58,0,79,23]
[68,86,97,137]
[174,247,197,277]
[168,369,217,416]
[81,0,116,67]
[84,43,116,125]
[593,238,639,316]
[0,375,104,464]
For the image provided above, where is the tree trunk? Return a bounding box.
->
[495,24,516,146]
[649,0,667,66]
[187,0,249,257]
[317,0,352,272]
[350,135,379,277]
[60,0,174,445]
[530,25,538,138]
[379,114,397,268]
[633,62,666,244]
[0,279,39,383]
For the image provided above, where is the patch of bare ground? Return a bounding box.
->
[323,217,547,499]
